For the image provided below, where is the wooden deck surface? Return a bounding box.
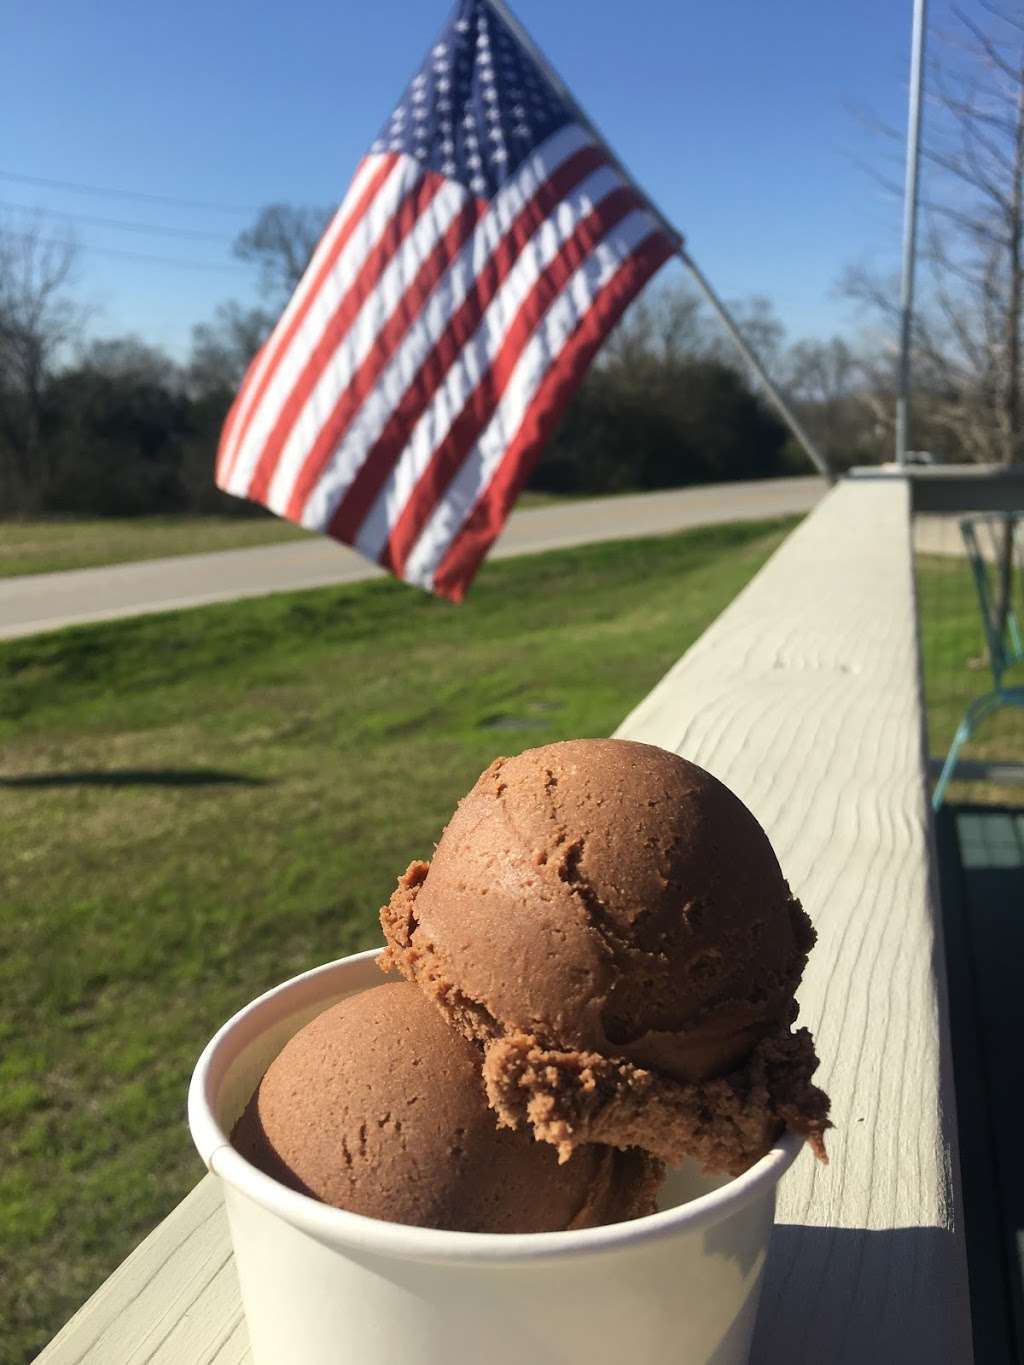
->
[618,477,971,1362]
[36,476,973,1364]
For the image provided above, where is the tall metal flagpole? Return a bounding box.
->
[484,0,834,482]
[896,0,928,465]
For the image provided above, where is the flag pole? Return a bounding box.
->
[895,0,927,465]
[484,0,835,482]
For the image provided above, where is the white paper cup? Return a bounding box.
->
[189,949,802,1365]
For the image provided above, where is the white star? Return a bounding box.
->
[492,146,508,162]
[412,86,427,104]
[436,77,450,92]
[440,138,455,155]
[462,112,475,130]
[433,42,447,57]
[513,121,530,138]
[485,105,501,123]
[483,86,498,103]
[389,138,403,150]
[437,95,452,112]
[511,103,525,118]
[442,158,457,174]
[412,73,427,88]
[371,140,385,153]
[455,17,470,31]
[471,175,488,193]
[488,125,503,142]
[466,151,482,169]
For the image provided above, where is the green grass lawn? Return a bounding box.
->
[917,552,1024,807]
[0,494,566,579]
[0,515,311,578]
[0,517,795,1364]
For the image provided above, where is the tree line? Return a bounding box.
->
[0,223,272,518]
[2,2,1021,520]
[0,218,883,520]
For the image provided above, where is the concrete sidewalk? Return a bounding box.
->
[0,476,825,640]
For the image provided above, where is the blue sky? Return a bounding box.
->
[4,0,948,359]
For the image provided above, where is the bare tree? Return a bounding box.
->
[0,216,86,508]
[927,2,1024,464]
[233,204,332,301]
[82,335,182,388]
[188,301,274,396]
[707,295,787,376]
[783,336,885,466]
[846,2,1024,466]
[600,281,790,379]
[844,5,1024,647]
[599,281,705,373]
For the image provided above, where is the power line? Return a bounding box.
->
[7,230,254,275]
[1,200,237,244]
[0,169,259,215]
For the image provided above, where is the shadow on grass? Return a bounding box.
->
[0,768,268,788]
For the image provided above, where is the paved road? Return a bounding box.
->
[0,477,825,640]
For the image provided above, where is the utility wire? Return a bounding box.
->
[0,169,259,215]
[0,200,237,244]
[7,229,254,275]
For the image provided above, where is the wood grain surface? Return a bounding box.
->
[35,1177,245,1365]
[36,477,972,1364]
[617,477,972,1362]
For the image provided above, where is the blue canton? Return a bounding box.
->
[370,0,575,198]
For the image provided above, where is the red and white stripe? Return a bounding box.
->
[216,123,675,601]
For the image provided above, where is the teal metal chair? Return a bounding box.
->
[932,511,1024,809]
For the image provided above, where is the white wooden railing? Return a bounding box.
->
[36,475,973,1364]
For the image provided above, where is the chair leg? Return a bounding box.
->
[933,717,973,811]
[931,690,1013,810]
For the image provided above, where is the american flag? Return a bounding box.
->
[216,0,678,601]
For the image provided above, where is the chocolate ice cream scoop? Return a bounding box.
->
[232,981,661,1233]
[380,739,830,1175]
